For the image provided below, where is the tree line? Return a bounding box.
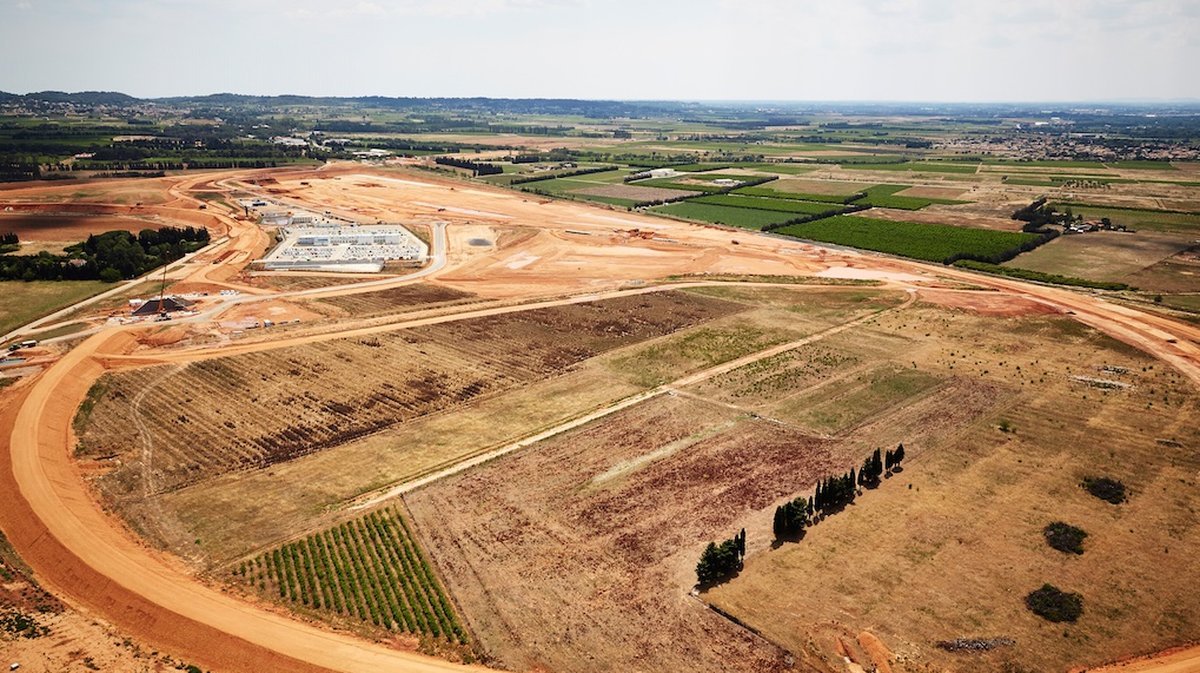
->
[773,445,906,541]
[0,226,209,282]
[509,165,618,185]
[433,156,502,176]
[698,444,908,588]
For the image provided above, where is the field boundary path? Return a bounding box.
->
[350,288,916,509]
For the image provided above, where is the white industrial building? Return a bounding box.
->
[261,224,427,273]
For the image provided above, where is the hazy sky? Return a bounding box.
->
[1,0,1196,102]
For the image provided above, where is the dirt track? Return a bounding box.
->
[2,330,491,673]
[3,166,1200,673]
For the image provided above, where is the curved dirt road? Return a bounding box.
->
[2,330,492,673]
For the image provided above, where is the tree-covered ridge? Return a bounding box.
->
[0,226,209,282]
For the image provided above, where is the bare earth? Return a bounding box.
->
[1,165,1199,673]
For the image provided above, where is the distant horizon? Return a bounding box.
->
[5,89,1200,109]
[1,0,1195,103]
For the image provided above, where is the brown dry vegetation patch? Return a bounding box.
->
[78,291,744,497]
[1006,233,1197,292]
[705,306,1200,673]
[312,283,476,318]
[0,214,155,241]
[895,186,968,199]
[917,289,1062,317]
[863,206,1026,232]
[405,394,825,673]
[239,273,369,292]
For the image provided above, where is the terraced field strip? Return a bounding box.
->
[81,292,744,494]
[351,289,915,509]
[690,194,849,216]
[734,186,864,204]
[236,507,466,643]
[649,202,802,229]
[854,184,969,210]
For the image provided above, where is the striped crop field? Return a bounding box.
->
[233,506,467,643]
[689,194,848,216]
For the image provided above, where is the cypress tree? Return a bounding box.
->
[895,443,905,465]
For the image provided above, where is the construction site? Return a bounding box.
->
[0,163,1197,673]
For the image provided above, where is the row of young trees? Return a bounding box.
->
[433,156,503,176]
[244,507,467,643]
[695,529,745,587]
[772,444,907,541]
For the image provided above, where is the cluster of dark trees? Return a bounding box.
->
[1025,584,1083,622]
[1012,197,1070,231]
[772,494,812,539]
[0,160,40,182]
[695,529,745,587]
[56,159,285,172]
[433,156,502,176]
[0,226,209,282]
[0,232,17,246]
[772,445,906,542]
[943,229,1058,266]
[859,445,906,486]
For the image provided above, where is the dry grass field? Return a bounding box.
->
[705,302,1200,673]
[404,394,811,673]
[92,285,903,566]
[1005,232,1196,291]
[310,283,477,318]
[78,291,744,498]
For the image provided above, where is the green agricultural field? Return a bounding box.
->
[855,184,969,210]
[734,186,865,204]
[776,215,1039,263]
[749,163,820,175]
[0,280,112,337]
[983,159,1107,169]
[1105,160,1178,170]
[514,168,641,206]
[670,163,737,172]
[690,194,847,216]
[1051,203,1200,234]
[235,507,467,644]
[841,161,980,174]
[650,202,800,229]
